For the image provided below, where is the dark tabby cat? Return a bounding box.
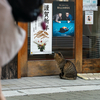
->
[54,52,77,80]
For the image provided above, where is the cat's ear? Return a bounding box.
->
[58,52,63,58]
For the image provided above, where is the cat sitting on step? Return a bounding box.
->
[54,52,77,80]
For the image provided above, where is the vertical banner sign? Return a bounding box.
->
[30,3,52,55]
[85,11,94,24]
[53,1,75,37]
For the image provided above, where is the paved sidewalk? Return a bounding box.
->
[6,90,100,100]
[1,76,100,97]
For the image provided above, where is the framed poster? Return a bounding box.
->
[30,3,52,55]
[53,1,75,37]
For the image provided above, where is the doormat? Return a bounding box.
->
[77,73,100,80]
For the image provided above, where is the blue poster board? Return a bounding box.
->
[53,1,75,37]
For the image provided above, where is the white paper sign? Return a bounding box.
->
[83,0,97,5]
[91,0,97,5]
[83,0,98,11]
[30,3,52,55]
[83,6,98,11]
[83,0,91,5]
[85,11,94,24]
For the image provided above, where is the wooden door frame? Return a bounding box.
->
[75,0,83,72]
[17,23,28,78]
[17,0,83,78]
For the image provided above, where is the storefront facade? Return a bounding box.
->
[2,0,100,79]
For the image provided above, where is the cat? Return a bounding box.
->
[54,52,77,80]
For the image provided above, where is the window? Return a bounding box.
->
[83,7,100,59]
[28,0,75,60]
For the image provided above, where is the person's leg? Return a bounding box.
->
[0,68,6,100]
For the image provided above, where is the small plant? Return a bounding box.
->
[34,40,47,52]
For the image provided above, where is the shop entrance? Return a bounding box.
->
[17,0,82,78]
[17,0,100,78]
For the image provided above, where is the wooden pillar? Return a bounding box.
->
[75,0,83,72]
[17,23,28,78]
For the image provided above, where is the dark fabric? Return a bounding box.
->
[98,0,100,6]
[7,0,43,22]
